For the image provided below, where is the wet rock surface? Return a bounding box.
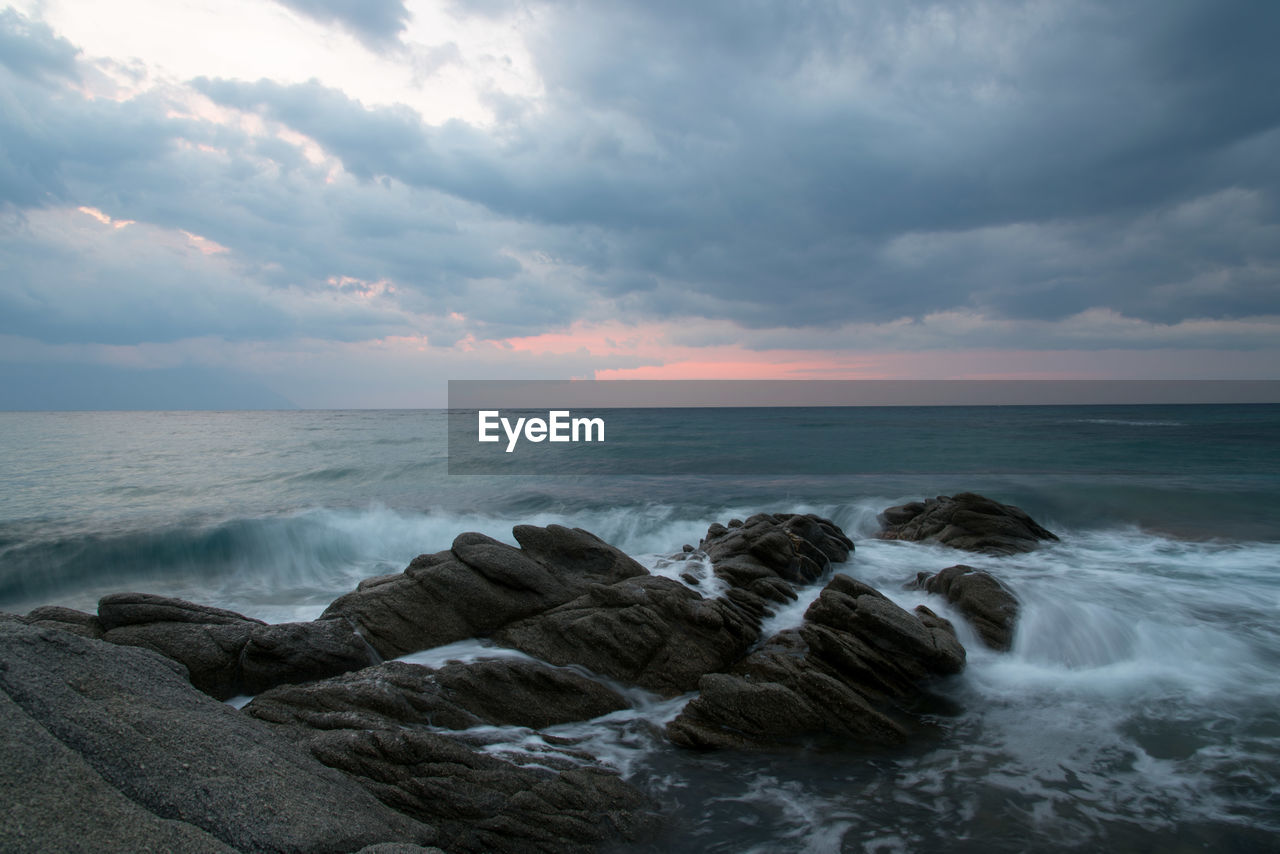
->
[493,574,761,696]
[877,492,1058,555]
[701,512,854,602]
[322,525,649,658]
[910,564,1021,651]
[244,657,629,732]
[667,574,964,749]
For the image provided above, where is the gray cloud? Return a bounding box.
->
[269,0,411,49]
[2,1,1279,366]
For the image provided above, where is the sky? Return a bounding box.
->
[1,0,1278,408]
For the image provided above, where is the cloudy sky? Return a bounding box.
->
[2,0,1278,407]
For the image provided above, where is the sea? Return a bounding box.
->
[1,405,1278,852]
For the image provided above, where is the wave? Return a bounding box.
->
[1075,418,1185,427]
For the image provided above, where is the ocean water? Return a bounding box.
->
[2,406,1278,851]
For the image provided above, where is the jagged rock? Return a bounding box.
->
[910,564,1020,651]
[701,512,853,602]
[0,621,436,852]
[245,658,629,732]
[103,621,254,700]
[99,595,380,698]
[239,617,381,694]
[302,728,657,854]
[22,605,104,639]
[493,574,761,697]
[97,592,264,631]
[877,493,1059,555]
[667,574,965,750]
[323,525,648,658]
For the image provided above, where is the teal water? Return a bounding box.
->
[1,406,1277,851]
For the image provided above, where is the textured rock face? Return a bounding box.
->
[877,493,1059,555]
[910,564,1020,651]
[323,526,649,658]
[245,659,656,854]
[301,728,656,854]
[95,594,379,700]
[0,621,436,853]
[245,658,629,732]
[701,512,854,603]
[493,574,762,696]
[667,574,965,750]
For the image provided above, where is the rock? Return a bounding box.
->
[494,574,761,697]
[302,728,656,854]
[701,512,853,602]
[100,602,381,699]
[877,493,1059,555]
[97,592,264,631]
[103,620,254,700]
[239,617,380,694]
[22,605,104,639]
[910,564,1020,651]
[323,526,648,658]
[667,574,964,750]
[0,621,436,852]
[245,658,629,732]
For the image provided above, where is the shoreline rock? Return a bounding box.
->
[877,492,1059,555]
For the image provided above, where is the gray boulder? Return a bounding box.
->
[701,512,853,602]
[0,621,436,852]
[877,493,1058,555]
[910,564,1020,651]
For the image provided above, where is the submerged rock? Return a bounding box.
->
[0,621,436,852]
[877,492,1058,555]
[910,564,1020,651]
[667,574,964,750]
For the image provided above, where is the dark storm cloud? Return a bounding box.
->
[2,1,1279,356]
[195,0,1280,328]
[269,0,411,48]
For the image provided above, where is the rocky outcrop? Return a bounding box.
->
[96,593,379,700]
[700,512,853,603]
[322,525,649,658]
[7,514,989,851]
[0,620,436,852]
[493,574,762,696]
[910,564,1020,651]
[667,574,965,749]
[301,728,656,854]
[244,659,655,853]
[877,493,1058,555]
[245,658,629,732]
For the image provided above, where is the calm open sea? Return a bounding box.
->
[1,406,1277,851]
